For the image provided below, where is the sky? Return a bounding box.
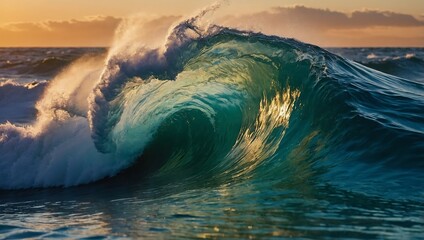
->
[0,0,423,47]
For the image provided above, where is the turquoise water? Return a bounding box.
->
[0,20,424,238]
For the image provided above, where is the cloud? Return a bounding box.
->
[220,6,424,29]
[0,16,121,47]
[0,6,423,47]
[219,6,424,47]
[348,9,424,28]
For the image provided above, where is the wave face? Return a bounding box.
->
[92,25,423,194]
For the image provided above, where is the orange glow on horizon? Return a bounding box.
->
[0,0,423,47]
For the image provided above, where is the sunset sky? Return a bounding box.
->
[0,0,423,47]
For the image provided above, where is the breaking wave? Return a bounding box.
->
[0,11,423,194]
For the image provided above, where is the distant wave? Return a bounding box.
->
[0,48,105,79]
[362,55,424,81]
[328,48,424,81]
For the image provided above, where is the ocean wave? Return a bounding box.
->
[362,56,424,81]
[328,48,424,81]
[0,12,423,193]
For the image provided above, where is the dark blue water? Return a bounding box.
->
[0,21,423,239]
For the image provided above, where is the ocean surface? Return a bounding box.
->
[0,17,423,239]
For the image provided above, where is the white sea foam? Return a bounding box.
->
[0,55,125,189]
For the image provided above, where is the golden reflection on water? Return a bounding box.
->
[8,205,112,237]
[226,87,300,178]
